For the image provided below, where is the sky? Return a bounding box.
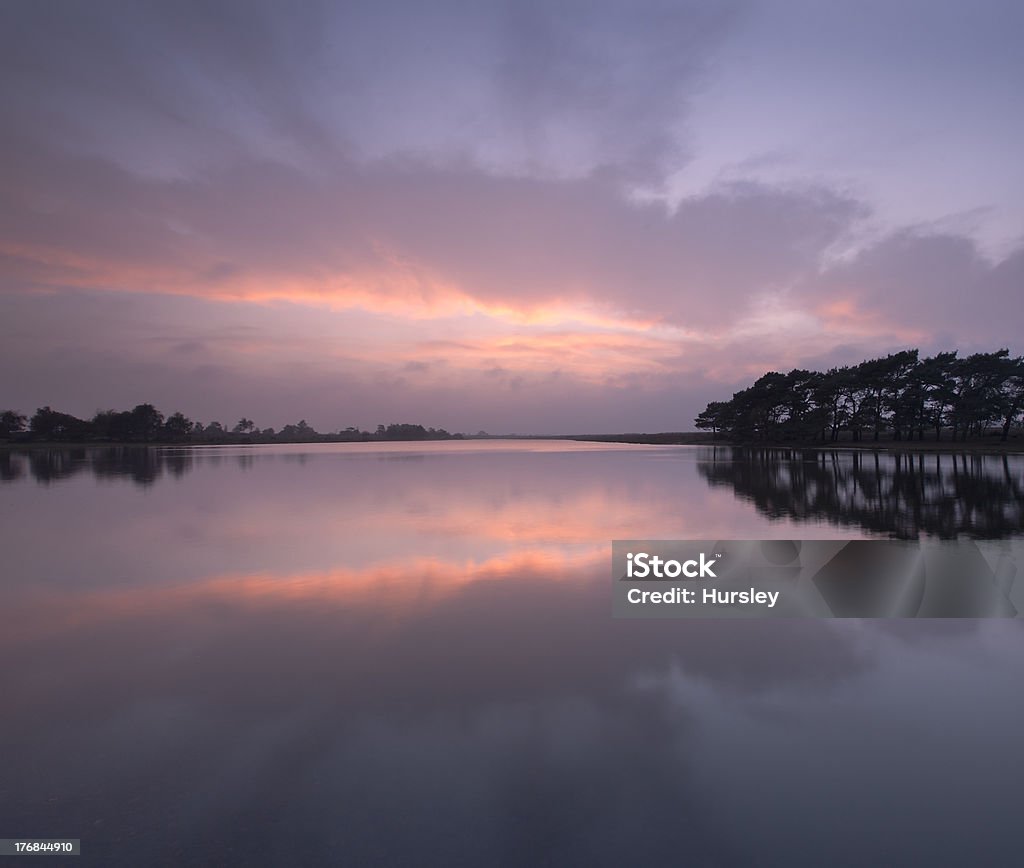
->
[1,0,1022,434]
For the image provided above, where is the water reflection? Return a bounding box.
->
[7,444,1024,543]
[4,555,1023,865]
[697,446,1024,539]
[1,446,193,486]
[2,442,1024,865]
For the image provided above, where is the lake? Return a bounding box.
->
[2,441,1024,866]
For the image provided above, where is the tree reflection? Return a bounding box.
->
[697,447,1024,538]
[2,447,194,488]
[0,451,25,482]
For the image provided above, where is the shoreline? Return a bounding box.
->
[565,435,1024,453]
[3,435,1024,454]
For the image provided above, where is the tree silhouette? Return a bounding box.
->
[697,348,1024,444]
[0,410,27,437]
[30,406,92,440]
[6,402,462,445]
[164,412,193,441]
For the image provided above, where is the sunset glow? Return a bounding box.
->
[2,1,1022,433]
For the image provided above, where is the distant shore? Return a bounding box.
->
[4,433,1024,453]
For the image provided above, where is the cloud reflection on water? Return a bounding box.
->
[2,442,1024,865]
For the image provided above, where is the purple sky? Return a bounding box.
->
[1,0,1022,433]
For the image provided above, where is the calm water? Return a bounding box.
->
[2,441,1024,866]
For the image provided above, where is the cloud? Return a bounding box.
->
[0,0,737,180]
[1,0,1022,431]
[1,134,863,326]
[804,231,1024,351]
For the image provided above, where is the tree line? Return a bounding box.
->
[695,348,1024,443]
[0,405,462,444]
